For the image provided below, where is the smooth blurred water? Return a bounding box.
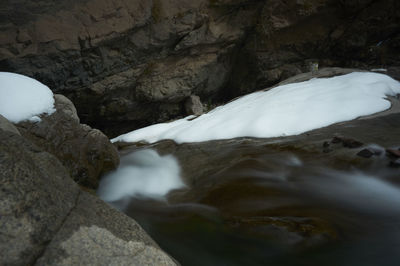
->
[99,146,400,266]
[97,149,185,210]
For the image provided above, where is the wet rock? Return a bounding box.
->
[389,159,400,168]
[386,148,400,158]
[357,149,374,158]
[16,94,119,189]
[322,141,332,153]
[357,147,383,158]
[330,136,363,149]
[185,95,204,116]
[342,139,364,149]
[226,216,337,248]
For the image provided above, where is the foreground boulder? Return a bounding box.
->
[0,118,177,265]
[16,94,119,189]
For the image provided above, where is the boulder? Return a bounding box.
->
[184,95,204,116]
[16,94,119,189]
[0,128,80,265]
[0,125,177,266]
[0,114,20,135]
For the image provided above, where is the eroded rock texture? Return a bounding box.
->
[0,117,177,266]
[0,0,260,136]
[227,0,400,97]
[1,0,399,136]
[16,94,119,189]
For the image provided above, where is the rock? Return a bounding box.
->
[1,0,399,136]
[0,129,79,266]
[329,136,364,149]
[16,94,119,189]
[0,128,177,265]
[386,148,400,158]
[357,148,374,158]
[0,114,20,135]
[389,159,400,168]
[0,0,260,137]
[185,95,204,116]
[36,193,177,266]
[357,147,383,158]
[342,139,363,148]
[226,0,400,98]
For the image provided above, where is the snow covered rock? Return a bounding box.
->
[114,72,400,144]
[16,94,119,189]
[0,72,56,123]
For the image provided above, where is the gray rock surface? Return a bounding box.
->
[15,94,119,189]
[185,95,204,116]
[0,114,20,135]
[0,129,80,266]
[0,125,177,266]
[36,192,177,266]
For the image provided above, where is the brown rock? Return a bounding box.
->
[16,94,119,189]
[386,148,400,158]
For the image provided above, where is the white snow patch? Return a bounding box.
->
[113,72,400,144]
[0,72,55,123]
[97,149,185,209]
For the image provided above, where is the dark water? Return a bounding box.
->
[110,143,400,266]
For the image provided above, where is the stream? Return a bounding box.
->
[99,113,400,266]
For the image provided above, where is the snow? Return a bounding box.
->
[0,72,55,123]
[113,72,400,144]
[97,149,185,210]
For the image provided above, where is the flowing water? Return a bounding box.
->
[99,137,400,266]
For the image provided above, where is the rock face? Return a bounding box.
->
[0,116,177,266]
[226,0,400,98]
[0,0,260,136]
[1,0,399,136]
[15,94,119,189]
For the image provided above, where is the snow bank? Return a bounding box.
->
[97,149,185,209]
[113,72,400,144]
[0,72,55,123]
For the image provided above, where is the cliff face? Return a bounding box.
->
[227,0,400,98]
[1,0,399,136]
